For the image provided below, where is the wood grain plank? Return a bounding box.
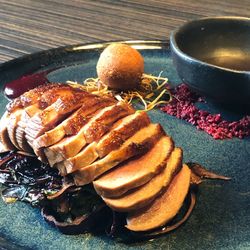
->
[0,0,249,63]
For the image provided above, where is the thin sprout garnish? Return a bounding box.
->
[67,72,172,111]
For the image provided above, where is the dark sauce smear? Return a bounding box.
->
[4,71,51,100]
[0,151,112,234]
[0,152,119,236]
[0,151,62,205]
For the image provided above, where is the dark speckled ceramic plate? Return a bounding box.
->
[0,41,249,250]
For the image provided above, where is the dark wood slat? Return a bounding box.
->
[0,0,249,63]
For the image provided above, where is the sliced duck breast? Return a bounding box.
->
[73,123,164,186]
[96,111,150,158]
[126,164,191,231]
[0,84,63,151]
[25,89,92,148]
[57,111,150,175]
[102,147,183,212]
[56,142,98,176]
[16,105,42,152]
[0,112,16,150]
[33,96,115,148]
[82,101,135,144]
[15,83,84,151]
[93,136,174,198]
[44,102,134,165]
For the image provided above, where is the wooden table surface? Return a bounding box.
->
[0,0,249,64]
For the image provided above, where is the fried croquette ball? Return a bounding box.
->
[96,43,144,90]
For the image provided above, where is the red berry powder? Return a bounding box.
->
[161,84,250,139]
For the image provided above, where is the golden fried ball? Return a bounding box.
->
[96,43,144,90]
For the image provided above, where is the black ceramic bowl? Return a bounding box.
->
[170,16,250,109]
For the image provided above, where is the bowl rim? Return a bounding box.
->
[170,16,250,74]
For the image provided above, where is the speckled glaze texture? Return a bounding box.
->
[0,41,249,250]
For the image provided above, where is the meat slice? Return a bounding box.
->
[0,84,62,151]
[102,147,183,212]
[57,111,150,176]
[44,102,134,165]
[96,111,150,158]
[7,110,25,149]
[0,112,16,150]
[16,105,42,152]
[33,96,115,148]
[93,136,174,198]
[44,133,87,166]
[25,89,92,149]
[56,142,98,176]
[14,83,83,151]
[6,83,64,113]
[82,101,135,143]
[73,123,165,186]
[126,164,191,231]
[8,107,43,150]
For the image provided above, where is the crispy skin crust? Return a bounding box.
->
[15,85,77,151]
[83,102,135,144]
[7,83,69,113]
[96,111,150,158]
[65,97,116,135]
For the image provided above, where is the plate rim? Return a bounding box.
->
[0,39,169,70]
[0,39,170,91]
[0,39,249,250]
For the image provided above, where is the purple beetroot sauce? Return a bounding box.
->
[4,71,50,99]
[161,84,250,140]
